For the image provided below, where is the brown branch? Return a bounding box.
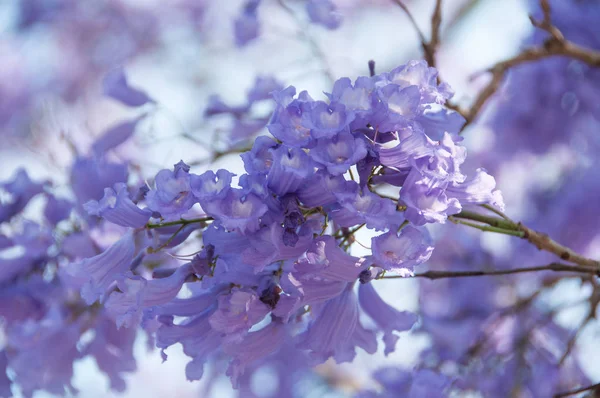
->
[517,223,600,269]
[430,0,443,59]
[554,382,600,398]
[379,262,600,280]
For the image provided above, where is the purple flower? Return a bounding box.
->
[283,273,347,307]
[333,188,403,230]
[81,316,137,392]
[224,320,287,387]
[268,86,315,147]
[412,133,466,184]
[267,145,315,196]
[247,75,283,103]
[84,183,152,228]
[7,310,81,397]
[203,189,268,234]
[0,223,52,284]
[309,131,368,176]
[241,136,278,174]
[386,60,454,104]
[234,0,261,47]
[242,223,314,272]
[446,168,505,210]
[329,76,378,128]
[71,156,128,205]
[295,236,367,282]
[297,284,373,364]
[297,170,354,207]
[190,169,234,204]
[91,115,145,155]
[362,367,452,398]
[358,282,417,355]
[0,168,45,223]
[204,95,249,117]
[102,67,154,107]
[306,0,342,29]
[156,310,221,381]
[43,194,72,225]
[150,286,224,318]
[209,288,270,340]
[400,170,461,225]
[146,161,197,219]
[67,232,137,304]
[308,101,354,140]
[105,263,194,328]
[370,226,433,275]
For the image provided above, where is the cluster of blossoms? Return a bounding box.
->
[2,0,600,396]
[51,60,503,395]
[0,69,159,397]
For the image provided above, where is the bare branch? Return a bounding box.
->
[554,382,600,398]
[452,0,600,131]
[379,262,600,280]
[430,0,443,55]
[518,223,600,269]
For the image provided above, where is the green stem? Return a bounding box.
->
[452,210,517,230]
[448,216,525,237]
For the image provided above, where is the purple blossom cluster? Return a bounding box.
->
[3,1,600,394]
[28,60,504,396]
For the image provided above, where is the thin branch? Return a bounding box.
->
[554,382,600,398]
[518,223,600,269]
[430,0,443,57]
[379,262,600,280]
[145,217,212,229]
[558,312,592,365]
[452,208,600,269]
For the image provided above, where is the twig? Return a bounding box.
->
[145,217,212,229]
[379,262,600,280]
[430,0,443,61]
[517,223,600,268]
[554,382,600,398]
[452,208,600,269]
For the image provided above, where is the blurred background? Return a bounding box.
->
[2,0,599,397]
